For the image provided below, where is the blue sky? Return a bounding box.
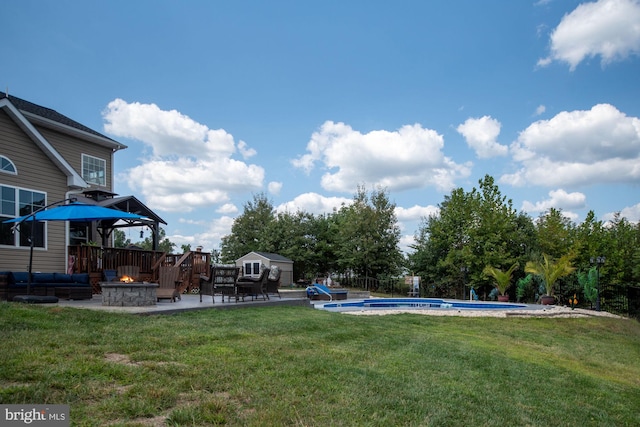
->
[2,0,640,253]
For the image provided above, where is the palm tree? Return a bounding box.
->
[525,253,575,297]
[483,263,518,296]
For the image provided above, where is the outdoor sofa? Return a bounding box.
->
[0,271,93,301]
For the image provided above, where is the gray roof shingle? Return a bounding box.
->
[1,91,115,142]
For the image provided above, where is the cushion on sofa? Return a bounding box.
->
[268,265,280,281]
[33,273,56,283]
[71,273,90,284]
[53,273,74,283]
[9,272,30,284]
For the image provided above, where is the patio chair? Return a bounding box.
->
[199,265,240,303]
[156,266,181,302]
[236,267,269,301]
[265,265,281,299]
[103,269,117,282]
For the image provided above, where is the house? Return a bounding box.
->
[236,251,293,287]
[0,92,165,274]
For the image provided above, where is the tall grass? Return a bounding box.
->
[1,302,639,426]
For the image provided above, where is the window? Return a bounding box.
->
[82,154,106,186]
[0,155,17,174]
[69,223,88,246]
[0,185,46,248]
[243,261,261,277]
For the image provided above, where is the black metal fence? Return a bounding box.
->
[600,284,640,319]
[335,272,640,319]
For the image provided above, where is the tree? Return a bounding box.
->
[535,208,575,259]
[334,186,403,283]
[304,212,340,278]
[483,263,518,296]
[267,210,327,281]
[577,267,598,309]
[603,213,639,287]
[220,193,275,262]
[408,186,478,296]
[409,175,532,298]
[525,253,576,297]
[113,228,176,252]
[211,249,221,264]
[113,229,131,248]
[467,175,523,291]
[135,227,176,253]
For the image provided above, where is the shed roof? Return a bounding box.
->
[239,251,293,263]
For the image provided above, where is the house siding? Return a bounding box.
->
[0,109,69,273]
[37,126,114,191]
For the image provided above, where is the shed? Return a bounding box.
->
[236,252,294,287]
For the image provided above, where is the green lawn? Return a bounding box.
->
[1,302,639,426]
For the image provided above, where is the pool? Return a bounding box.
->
[315,298,528,312]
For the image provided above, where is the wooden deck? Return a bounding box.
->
[68,246,211,294]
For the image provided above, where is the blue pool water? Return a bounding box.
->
[316,298,528,312]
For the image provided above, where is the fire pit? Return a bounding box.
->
[120,275,135,283]
[101,280,158,306]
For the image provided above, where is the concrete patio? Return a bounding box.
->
[55,289,315,315]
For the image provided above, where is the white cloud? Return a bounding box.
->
[521,189,587,213]
[502,104,640,187]
[216,203,238,215]
[268,181,283,195]
[395,204,440,222]
[237,140,257,159]
[292,121,471,193]
[169,216,237,253]
[456,116,508,158]
[535,105,546,116]
[275,192,352,216]
[104,99,264,212]
[603,202,640,222]
[562,210,580,222]
[394,205,440,239]
[538,0,640,70]
[103,99,235,158]
[399,234,418,254]
[177,218,208,227]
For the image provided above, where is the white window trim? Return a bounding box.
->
[243,260,262,277]
[0,184,47,249]
[0,155,17,175]
[81,153,106,186]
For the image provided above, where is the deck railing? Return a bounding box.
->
[68,246,211,293]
